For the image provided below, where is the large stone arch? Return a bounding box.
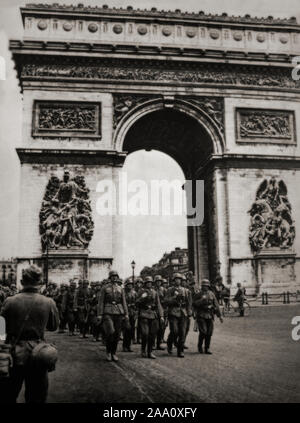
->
[113,97,224,158]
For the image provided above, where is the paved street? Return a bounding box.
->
[21,305,300,403]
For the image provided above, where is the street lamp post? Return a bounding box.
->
[131,260,136,284]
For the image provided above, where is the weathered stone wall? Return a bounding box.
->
[22,90,113,150]
[226,167,299,293]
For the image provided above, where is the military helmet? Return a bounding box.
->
[162,278,168,284]
[201,279,211,287]
[109,270,119,279]
[144,276,153,283]
[125,278,133,286]
[173,273,183,280]
[181,274,187,281]
[135,277,143,283]
[154,275,163,282]
[83,280,89,286]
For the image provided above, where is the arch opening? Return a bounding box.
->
[120,107,217,282]
[122,108,215,179]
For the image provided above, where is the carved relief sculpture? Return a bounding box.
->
[236,109,295,144]
[113,94,155,129]
[183,97,224,134]
[33,101,101,138]
[39,170,94,251]
[248,177,295,253]
[21,60,300,91]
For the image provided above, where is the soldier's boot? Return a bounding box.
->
[204,336,212,354]
[240,309,244,317]
[167,332,173,354]
[106,353,112,362]
[156,331,165,350]
[148,352,156,359]
[112,354,119,362]
[147,344,156,359]
[177,347,184,358]
[198,334,204,353]
[141,349,147,358]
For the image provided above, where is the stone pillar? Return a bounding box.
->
[111,163,126,277]
[214,167,230,284]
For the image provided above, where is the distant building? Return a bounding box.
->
[140,247,189,281]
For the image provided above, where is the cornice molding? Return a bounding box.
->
[196,154,300,177]
[22,4,298,28]
[16,148,127,165]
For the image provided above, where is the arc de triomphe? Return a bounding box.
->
[10,4,300,293]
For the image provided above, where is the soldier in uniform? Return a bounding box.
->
[8,284,18,297]
[0,265,59,403]
[154,275,166,351]
[97,270,128,362]
[234,283,246,316]
[134,277,143,344]
[193,279,223,354]
[64,280,77,336]
[90,282,102,342]
[48,283,59,299]
[74,279,90,338]
[136,276,163,359]
[165,273,192,358]
[55,283,68,333]
[86,282,98,341]
[122,278,137,352]
[181,274,191,349]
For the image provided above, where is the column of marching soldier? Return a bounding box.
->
[34,271,225,362]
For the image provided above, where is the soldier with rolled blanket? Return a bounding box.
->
[165,273,192,358]
[97,270,129,362]
[192,279,223,354]
[136,276,164,359]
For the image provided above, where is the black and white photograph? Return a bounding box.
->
[0,0,300,407]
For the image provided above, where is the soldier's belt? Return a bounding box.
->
[142,305,156,310]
